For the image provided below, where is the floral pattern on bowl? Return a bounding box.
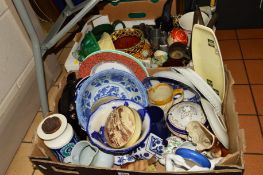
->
[76,69,149,130]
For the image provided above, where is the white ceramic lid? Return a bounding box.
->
[200,98,229,149]
[37,113,67,140]
[192,24,225,101]
[44,124,74,149]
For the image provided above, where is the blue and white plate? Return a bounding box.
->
[76,69,149,130]
[86,99,151,155]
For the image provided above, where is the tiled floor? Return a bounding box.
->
[5,29,263,175]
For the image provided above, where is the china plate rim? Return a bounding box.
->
[79,49,149,81]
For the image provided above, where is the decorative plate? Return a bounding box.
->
[86,99,151,154]
[172,67,222,116]
[143,77,201,104]
[201,98,229,149]
[78,50,148,81]
[76,69,148,130]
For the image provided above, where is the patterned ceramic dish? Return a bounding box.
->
[166,101,207,139]
[86,99,151,154]
[75,69,148,130]
[143,77,201,104]
[79,50,149,81]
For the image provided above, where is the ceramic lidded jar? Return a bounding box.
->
[37,114,79,162]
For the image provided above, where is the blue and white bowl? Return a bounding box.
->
[86,99,151,155]
[75,69,149,130]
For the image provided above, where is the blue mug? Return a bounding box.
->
[146,106,170,141]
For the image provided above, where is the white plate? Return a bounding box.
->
[90,61,134,75]
[153,70,196,89]
[201,98,229,149]
[192,24,225,101]
[172,67,222,116]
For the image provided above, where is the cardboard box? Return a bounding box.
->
[98,0,177,22]
[30,67,245,175]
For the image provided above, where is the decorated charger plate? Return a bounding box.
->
[75,69,148,130]
[201,98,229,149]
[78,50,148,81]
[192,24,225,101]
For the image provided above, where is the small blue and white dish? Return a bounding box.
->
[131,133,164,160]
[86,99,151,155]
[175,148,211,168]
[75,69,149,130]
[142,77,201,104]
[114,133,164,165]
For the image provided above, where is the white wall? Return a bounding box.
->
[0,0,61,174]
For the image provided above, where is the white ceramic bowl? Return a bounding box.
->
[86,99,151,154]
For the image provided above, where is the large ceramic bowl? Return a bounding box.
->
[75,69,148,130]
[86,99,151,154]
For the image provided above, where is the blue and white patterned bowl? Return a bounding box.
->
[75,69,149,130]
[86,99,151,155]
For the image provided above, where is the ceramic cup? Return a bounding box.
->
[145,106,170,141]
[90,149,114,168]
[64,141,98,165]
[65,141,114,168]
[179,11,209,46]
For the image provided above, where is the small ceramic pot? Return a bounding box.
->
[37,114,79,162]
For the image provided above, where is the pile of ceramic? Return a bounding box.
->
[38,7,228,171]
[38,40,228,171]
